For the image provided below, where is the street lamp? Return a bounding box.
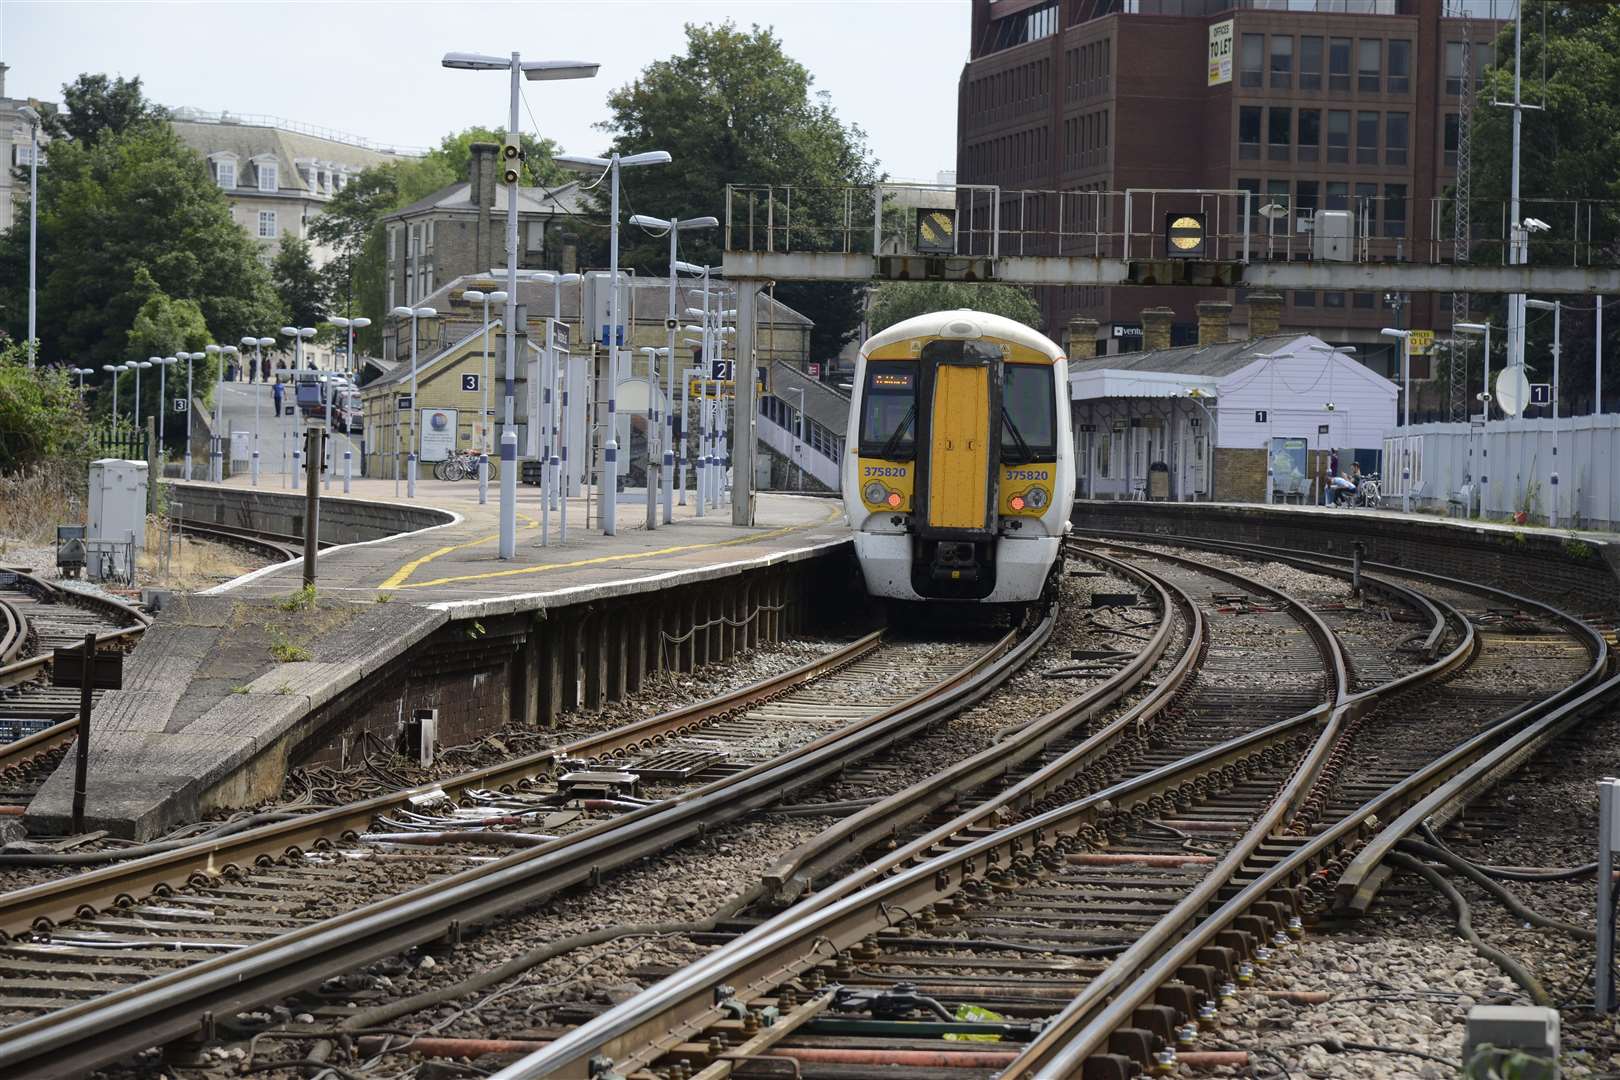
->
[101,365,125,432]
[72,367,94,399]
[177,352,199,477]
[1380,327,1413,512]
[631,214,719,526]
[445,49,598,558]
[17,104,40,369]
[329,316,372,379]
[153,355,177,452]
[555,149,672,536]
[390,305,436,496]
[461,289,506,505]
[1526,298,1563,527]
[281,327,316,487]
[241,337,275,485]
[783,385,806,490]
[132,359,153,432]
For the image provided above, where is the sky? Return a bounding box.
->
[1,0,967,181]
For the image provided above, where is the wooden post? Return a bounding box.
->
[303,426,322,588]
[71,632,95,834]
[145,416,159,514]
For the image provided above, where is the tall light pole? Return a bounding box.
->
[101,365,124,432]
[445,50,599,558]
[1381,327,1413,512]
[390,306,436,496]
[242,337,275,485]
[178,352,198,477]
[630,215,719,527]
[329,315,372,379]
[1456,322,1492,513]
[17,104,40,369]
[638,345,670,526]
[499,268,580,543]
[784,385,806,490]
[1526,298,1562,526]
[132,359,153,431]
[72,367,93,400]
[153,355,176,453]
[461,289,501,506]
[556,150,672,537]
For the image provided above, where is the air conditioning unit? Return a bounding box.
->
[1312,211,1353,261]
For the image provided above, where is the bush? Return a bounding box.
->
[0,337,94,476]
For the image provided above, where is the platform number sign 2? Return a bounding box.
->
[711,358,735,382]
[462,374,479,392]
[1254,410,1268,423]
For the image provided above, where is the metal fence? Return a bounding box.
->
[95,427,149,461]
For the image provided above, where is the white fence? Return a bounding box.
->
[1391,415,1620,528]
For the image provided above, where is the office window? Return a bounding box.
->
[13,143,44,167]
[1356,110,1379,164]
[1325,290,1346,308]
[1265,179,1291,221]
[1239,106,1262,160]
[1300,36,1323,91]
[1444,113,1460,167]
[257,162,277,192]
[1384,182,1407,238]
[1326,181,1349,211]
[1298,109,1320,162]
[1329,37,1351,91]
[1387,40,1411,94]
[1474,41,1495,89]
[1295,291,1317,307]
[1270,35,1293,89]
[1241,33,1264,88]
[1445,41,1466,96]
[1296,180,1319,217]
[1355,182,1378,235]
[257,210,277,239]
[1385,112,1408,166]
[1268,107,1291,161]
[1327,110,1350,163]
[1358,40,1381,93]
[1353,291,1376,309]
[215,159,236,189]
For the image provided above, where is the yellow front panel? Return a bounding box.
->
[927,364,991,530]
[857,458,914,512]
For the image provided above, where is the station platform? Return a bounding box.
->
[27,479,854,839]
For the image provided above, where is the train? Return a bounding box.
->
[843,309,1075,606]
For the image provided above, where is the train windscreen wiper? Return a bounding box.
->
[879,403,916,460]
[1001,405,1033,464]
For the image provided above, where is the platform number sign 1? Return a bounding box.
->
[1529,383,1552,406]
[1254,410,1268,423]
[462,373,479,392]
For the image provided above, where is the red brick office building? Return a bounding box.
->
[957,0,1506,376]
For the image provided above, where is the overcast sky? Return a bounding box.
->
[3,0,966,181]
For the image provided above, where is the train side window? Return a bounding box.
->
[859,362,917,459]
[1002,363,1057,462]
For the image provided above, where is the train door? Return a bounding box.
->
[926,362,993,531]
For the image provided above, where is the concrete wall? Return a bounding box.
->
[165,482,454,544]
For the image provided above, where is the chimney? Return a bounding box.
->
[562,233,579,275]
[0,63,8,98]
[470,142,499,270]
[1248,292,1284,338]
[1140,307,1175,352]
[1196,301,1232,347]
[1066,316,1099,361]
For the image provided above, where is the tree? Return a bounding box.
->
[0,335,92,474]
[0,75,281,380]
[426,127,566,186]
[272,236,326,328]
[1468,6,1620,410]
[867,282,1043,335]
[595,22,879,359]
[125,270,211,444]
[42,73,167,147]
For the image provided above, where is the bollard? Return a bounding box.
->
[290,447,302,490]
[343,449,352,494]
[407,451,417,498]
[478,454,488,505]
[251,449,259,486]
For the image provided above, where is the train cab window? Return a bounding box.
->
[1002,363,1057,463]
[859,362,917,459]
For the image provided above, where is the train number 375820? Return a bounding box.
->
[862,465,909,478]
[1006,469,1051,482]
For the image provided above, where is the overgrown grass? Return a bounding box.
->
[0,463,85,546]
[276,584,319,612]
[266,624,312,663]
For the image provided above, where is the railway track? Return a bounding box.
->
[490,538,1611,1080]
[0,570,149,809]
[0,614,1052,1078]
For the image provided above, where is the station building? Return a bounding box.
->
[958,0,1509,377]
[1069,294,1398,502]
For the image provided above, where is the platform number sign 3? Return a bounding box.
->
[173,398,188,413]
[462,374,479,392]
[1255,410,1268,423]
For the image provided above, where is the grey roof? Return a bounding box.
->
[1068,334,1310,379]
[367,323,500,391]
[418,274,813,329]
[170,119,398,196]
[769,361,848,434]
[388,180,587,220]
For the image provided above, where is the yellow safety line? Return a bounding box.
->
[394,505,841,590]
[377,514,539,591]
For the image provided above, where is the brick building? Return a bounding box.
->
[958,0,1508,377]
[381,143,587,312]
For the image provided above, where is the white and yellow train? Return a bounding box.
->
[843,309,1074,606]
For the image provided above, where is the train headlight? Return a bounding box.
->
[863,481,887,505]
[1010,495,1026,511]
[1024,487,1048,510]
[886,492,902,508]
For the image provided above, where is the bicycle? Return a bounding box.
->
[1356,474,1382,509]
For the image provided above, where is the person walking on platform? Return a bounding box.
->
[272,379,285,418]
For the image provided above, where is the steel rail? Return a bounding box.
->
[0,570,150,691]
[761,549,1191,900]
[0,597,23,666]
[0,629,886,938]
[492,546,1360,1079]
[0,616,1050,1078]
[168,520,304,563]
[1005,536,1606,1079]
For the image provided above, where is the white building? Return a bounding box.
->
[0,64,52,234]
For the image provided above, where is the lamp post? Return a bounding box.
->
[1456,322,1492,514]
[555,150,672,537]
[784,386,806,490]
[630,216,720,527]
[390,306,436,497]
[132,359,154,431]
[101,365,124,432]
[637,345,670,526]
[463,289,495,506]
[445,50,599,558]
[241,337,275,485]
[681,365,707,516]
[153,355,176,454]
[17,104,40,369]
[1526,298,1562,527]
[1380,327,1413,512]
[72,367,93,399]
[178,352,198,478]
[329,315,372,379]
[281,327,316,487]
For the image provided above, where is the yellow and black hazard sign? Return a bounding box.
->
[1164,212,1207,258]
[915,208,957,254]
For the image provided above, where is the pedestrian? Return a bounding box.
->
[1328,447,1340,478]
[272,379,284,418]
[262,355,271,382]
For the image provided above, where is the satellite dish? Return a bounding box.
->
[1496,367,1531,417]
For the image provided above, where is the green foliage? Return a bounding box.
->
[374,591,394,604]
[1563,534,1594,559]
[275,584,318,612]
[426,127,565,186]
[272,236,326,329]
[0,337,94,474]
[266,625,312,664]
[42,73,167,147]
[595,22,879,359]
[0,74,281,376]
[867,282,1043,335]
[125,270,211,439]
